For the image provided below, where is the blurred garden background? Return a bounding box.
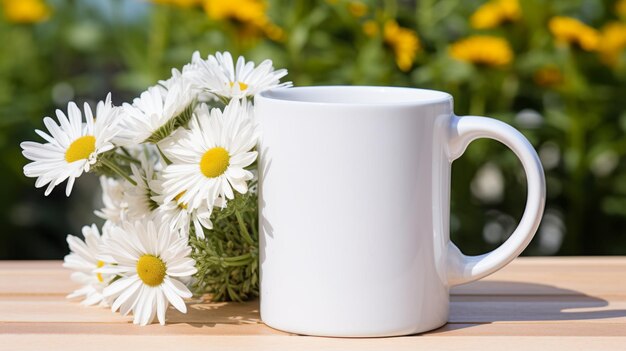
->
[1,0,626,259]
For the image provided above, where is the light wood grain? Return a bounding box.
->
[2,258,626,350]
[3,335,626,351]
[2,296,626,324]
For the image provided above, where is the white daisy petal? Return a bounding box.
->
[82,291,104,306]
[123,151,159,221]
[62,223,113,307]
[161,99,258,210]
[119,283,144,316]
[162,280,187,313]
[111,278,143,313]
[21,94,120,196]
[34,129,57,144]
[186,51,291,99]
[165,277,193,299]
[98,218,196,326]
[139,288,157,326]
[104,275,140,298]
[120,73,195,144]
[133,288,148,325]
[67,285,92,299]
[166,261,198,277]
[95,176,128,225]
[156,289,167,325]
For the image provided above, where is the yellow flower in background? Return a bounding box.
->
[597,22,626,67]
[533,66,563,87]
[449,36,513,66]
[471,3,501,29]
[362,19,378,37]
[263,23,285,41]
[151,0,201,7]
[363,19,421,71]
[383,20,421,72]
[497,0,520,19]
[470,0,521,29]
[203,0,284,41]
[348,1,368,18]
[203,0,266,25]
[2,0,50,24]
[549,16,600,51]
[617,0,626,19]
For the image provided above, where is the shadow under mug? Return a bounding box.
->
[255,86,546,337]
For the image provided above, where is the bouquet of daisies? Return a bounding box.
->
[20,51,291,326]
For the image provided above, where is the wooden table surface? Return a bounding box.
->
[2,257,626,350]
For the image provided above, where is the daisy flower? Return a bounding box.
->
[151,177,213,238]
[122,75,195,144]
[161,99,258,210]
[95,176,128,225]
[63,224,112,306]
[173,51,218,103]
[20,93,119,196]
[187,51,292,99]
[158,52,201,92]
[98,219,197,326]
[124,154,159,221]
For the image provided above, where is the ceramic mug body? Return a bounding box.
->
[255,86,545,337]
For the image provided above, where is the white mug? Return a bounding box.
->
[255,86,545,337]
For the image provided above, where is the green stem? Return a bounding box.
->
[248,211,258,238]
[223,259,253,267]
[203,255,251,265]
[219,95,230,105]
[101,158,137,186]
[115,152,140,164]
[156,144,172,165]
[223,253,252,262]
[120,147,133,158]
[235,209,255,246]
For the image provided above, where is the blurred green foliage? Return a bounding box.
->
[1,0,626,258]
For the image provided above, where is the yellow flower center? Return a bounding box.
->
[65,135,96,163]
[136,255,166,287]
[200,147,230,178]
[175,191,188,210]
[229,81,249,91]
[96,260,104,283]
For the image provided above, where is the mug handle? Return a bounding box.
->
[446,115,546,286]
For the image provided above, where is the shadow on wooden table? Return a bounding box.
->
[164,281,625,335]
[427,280,626,335]
[165,295,262,327]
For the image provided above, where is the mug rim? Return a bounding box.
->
[256,85,452,107]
